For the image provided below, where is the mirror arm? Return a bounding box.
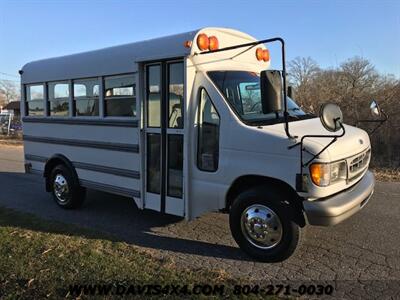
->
[355,109,388,135]
[302,124,345,167]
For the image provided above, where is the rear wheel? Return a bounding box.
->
[229,187,301,262]
[50,164,85,209]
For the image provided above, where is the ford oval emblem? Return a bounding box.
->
[359,139,364,145]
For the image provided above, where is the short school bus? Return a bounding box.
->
[21,27,375,262]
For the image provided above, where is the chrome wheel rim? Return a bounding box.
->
[53,174,69,203]
[241,204,283,249]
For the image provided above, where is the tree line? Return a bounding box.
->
[288,56,399,168]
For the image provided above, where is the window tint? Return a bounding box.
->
[48,82,69,117]
[26,84,44,116]
[168,62,184,128]
[73,78,99,116]
[104,74,136,117]
[197,89,220,172]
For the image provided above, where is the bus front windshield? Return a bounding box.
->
[208,71,314,125]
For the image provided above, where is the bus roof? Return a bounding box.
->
[21,27,263,84]
[21,30,198,84]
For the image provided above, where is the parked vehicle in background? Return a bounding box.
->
[21,28,379,262]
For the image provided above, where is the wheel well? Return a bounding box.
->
[225,175,306,227]
[44,154,78,192]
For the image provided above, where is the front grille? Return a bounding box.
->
[347,148,371,180]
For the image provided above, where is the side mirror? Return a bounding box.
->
[370,100,381,117]
[319,103,343,132]
[260,70,283,114]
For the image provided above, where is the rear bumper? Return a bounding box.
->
[303,170,375,226]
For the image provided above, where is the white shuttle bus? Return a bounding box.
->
[21,28,378,262]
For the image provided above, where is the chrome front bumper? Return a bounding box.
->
[303,171,375,226]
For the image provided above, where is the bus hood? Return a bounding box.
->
[273,118,370,161]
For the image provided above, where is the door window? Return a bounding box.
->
[168,62,184,128]
[147,133,161,194]
[167,134,183,198]
[197,89,220,172]
[147,65,161,127]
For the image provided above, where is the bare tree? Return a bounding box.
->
[0,80,20,106]
[338,57,379,120]
[288,57,320,112]
[288,56,320,87]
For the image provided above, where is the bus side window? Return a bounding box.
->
[26,84,44,116]
[197,88,220,172]
[104,74,136,117]
[48,82,70,117]
[73,78,99,117]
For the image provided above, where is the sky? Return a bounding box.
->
[0,0,399,84]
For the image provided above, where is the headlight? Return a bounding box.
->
[309,161,347,186]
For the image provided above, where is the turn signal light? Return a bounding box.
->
[184,40,192,48]
[310,163,330,186]
[197,33,210,51]
[255,47,270,62]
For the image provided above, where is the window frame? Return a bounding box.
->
[196,87,220,173]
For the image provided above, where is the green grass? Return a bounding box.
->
[0,206,270,299]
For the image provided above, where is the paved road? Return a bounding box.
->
[0,144,399,296]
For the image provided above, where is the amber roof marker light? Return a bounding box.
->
[256,47,270,62]
[197,33,210,51]
[255,47,264,61]
[208,36,219,51]
[262,49,270,62]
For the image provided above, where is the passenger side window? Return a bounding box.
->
[73,78,99,116]
[104,74,136,117]
[48,82,69,117]
[197,88,220,172]
[26,84,44,116]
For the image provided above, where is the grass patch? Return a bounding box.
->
[0,207,266,299]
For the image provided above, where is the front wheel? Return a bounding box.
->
[229,187,301,262]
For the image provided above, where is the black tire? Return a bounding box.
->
[50,164,86,209]
[229,186,301,262]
